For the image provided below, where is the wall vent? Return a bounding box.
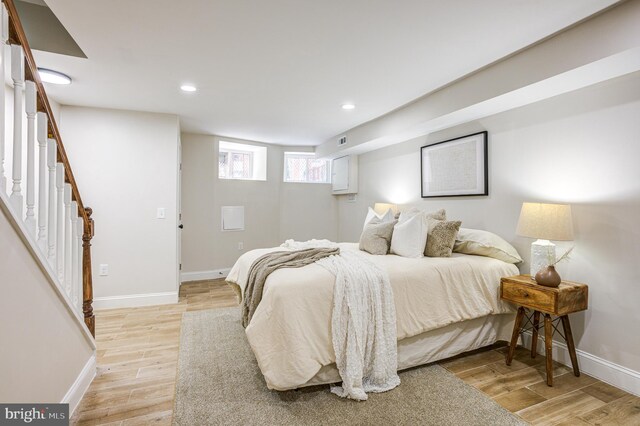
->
[338,136,347,146]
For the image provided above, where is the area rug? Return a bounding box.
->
[173,308,526,426]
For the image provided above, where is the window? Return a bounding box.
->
[218,140,267,181]
[283,152,331,183]
[219,150,253,179]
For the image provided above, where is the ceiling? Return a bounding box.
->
[33,0,619,146]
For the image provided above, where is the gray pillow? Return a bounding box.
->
[426,208,447,221]
[359,218,397,255]
[425,219,462,257]
[397,207,446,224]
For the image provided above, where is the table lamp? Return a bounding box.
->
[373,203,398,216]
[516,202,574,279]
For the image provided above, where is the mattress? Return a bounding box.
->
[227,242,519,390]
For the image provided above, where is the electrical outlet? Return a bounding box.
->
[157,207,166,219]
[99,264,109,276]
[238,242,244,251]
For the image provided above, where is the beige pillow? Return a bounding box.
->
[453,228,523,264]
[398,207,446,224]
[359,218,397,255]
[363,206,395,229]
[425,219,462,257]
[425,208,446,221]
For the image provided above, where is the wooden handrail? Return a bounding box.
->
[3,0,95,337]
[3,0,87,224]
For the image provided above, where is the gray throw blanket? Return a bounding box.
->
[242,247,339,327]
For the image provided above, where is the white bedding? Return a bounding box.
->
[226,242,519,391]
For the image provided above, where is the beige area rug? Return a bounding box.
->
[173,308,526,426]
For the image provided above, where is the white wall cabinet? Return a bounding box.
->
[331,155,358,195]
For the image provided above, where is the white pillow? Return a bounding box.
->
[363,207,394,229]
[453,228,523,264]
[390,213,428,258]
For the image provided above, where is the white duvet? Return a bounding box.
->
[226,243,518,391]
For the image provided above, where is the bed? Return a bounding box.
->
[226,242,519,391]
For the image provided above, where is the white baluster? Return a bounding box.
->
[47,139,57,264]
[0,5,8,194]
[55,164,64,283]
[76,218,83,313]
[9,44,25,214]
[37,113,48,251]
[25,81,37,234]
[71,201,79,306]
[64,184,72,296]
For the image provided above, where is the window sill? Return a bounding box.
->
[218,177,267,182]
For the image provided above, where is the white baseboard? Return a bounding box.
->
[181,268,231,282]
[62,353,96,415]
[521,331,640,397]
[93,291,179,309]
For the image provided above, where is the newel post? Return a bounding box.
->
[82,206,95,337]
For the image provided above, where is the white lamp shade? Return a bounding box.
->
[516,202,574,241]
[373,203,398,215]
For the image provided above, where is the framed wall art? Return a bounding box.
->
[420,131,488,198]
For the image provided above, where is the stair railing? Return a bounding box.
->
[0,0,95,336]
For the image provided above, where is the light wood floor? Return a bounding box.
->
[72,279,640,425]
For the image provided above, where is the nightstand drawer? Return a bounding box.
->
[500,275,588,315]
[501,280,555,313]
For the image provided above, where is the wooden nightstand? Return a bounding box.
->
[500,274,588,386]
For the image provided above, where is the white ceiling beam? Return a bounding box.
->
[316,0,640,159]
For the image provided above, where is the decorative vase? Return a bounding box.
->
[535,265,562,287]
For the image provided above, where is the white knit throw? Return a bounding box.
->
[316,249,400,400]
[280,239,338,250]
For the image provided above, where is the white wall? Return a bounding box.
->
[181,133,337,274]
[59,106,181,307]
[279,181,338,243]
[0,204,95,407]
[337,72,640,379]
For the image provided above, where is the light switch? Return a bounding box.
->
[157,207,166,219]
[99,264,109,276]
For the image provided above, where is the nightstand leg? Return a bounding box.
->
[544,313,553,386]
[531,311,540,359]
[561,315,580,377]
[506,307,526,366]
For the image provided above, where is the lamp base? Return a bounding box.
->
[530,239,556,279]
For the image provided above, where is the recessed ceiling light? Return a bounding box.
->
[37,68,71,85]
[180,84,197,92]
[342,103,355,110]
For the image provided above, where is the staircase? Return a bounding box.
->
[0,0,95,337]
